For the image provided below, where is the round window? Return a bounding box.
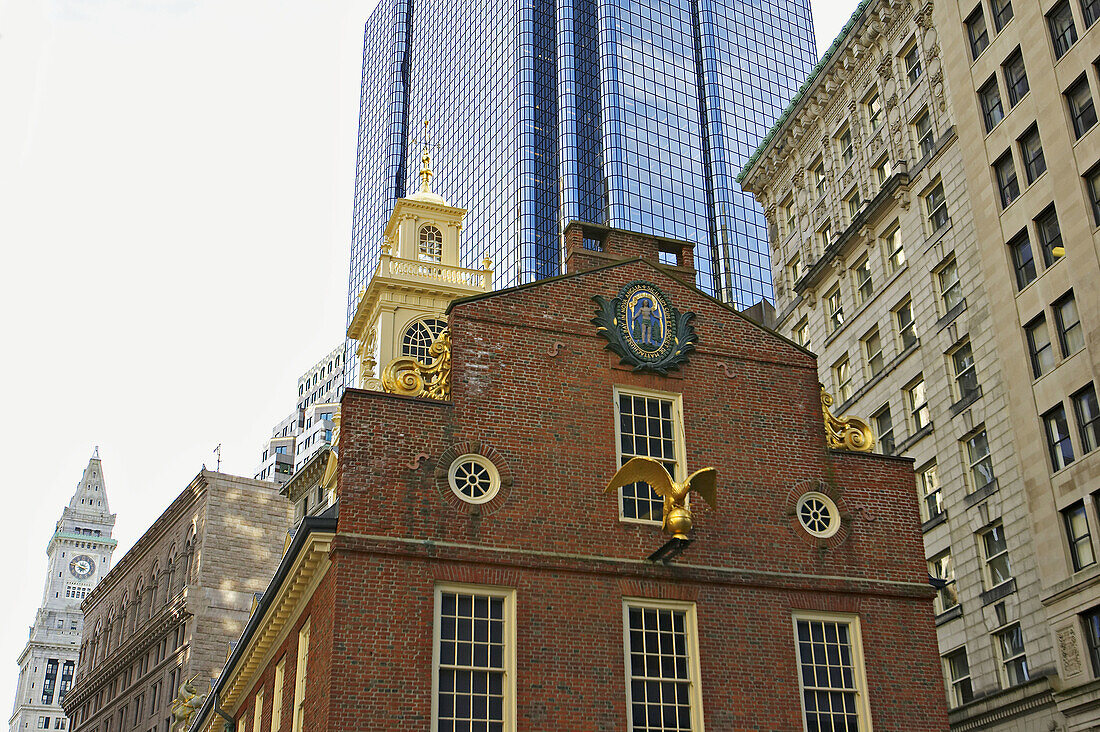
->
[796,491,841,538]
[447,454,501,504]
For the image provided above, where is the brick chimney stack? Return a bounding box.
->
[563,222,696,284]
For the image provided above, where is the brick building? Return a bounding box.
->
[190,169,949,731]
[62,471,291,732]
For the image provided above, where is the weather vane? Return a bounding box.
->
[411,118,439,192]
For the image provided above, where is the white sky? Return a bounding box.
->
[0,0,858,712]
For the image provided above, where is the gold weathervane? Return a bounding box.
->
[414,118,435,193]
[821,385,875,452]
[381,328,452,400]
[606,457,718,539]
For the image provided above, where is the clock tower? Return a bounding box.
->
[9,450,117,732]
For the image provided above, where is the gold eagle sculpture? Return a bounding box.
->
[606,456,718,539]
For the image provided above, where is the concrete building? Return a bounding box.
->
[62,471,291,732]
[741,0,1100,727]
[255,346,345,485]
[10,452,117,732]
[191,177,949,732]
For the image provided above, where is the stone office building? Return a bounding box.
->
[62,471,291,732]
[740,0,1100,727]
[190,172,949,731]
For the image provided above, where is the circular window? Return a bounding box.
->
[796,492,841,538]
[447,454,501,504]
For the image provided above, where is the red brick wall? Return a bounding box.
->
[323,257,948,730]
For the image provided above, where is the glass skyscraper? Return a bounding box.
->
[347,0,817,352]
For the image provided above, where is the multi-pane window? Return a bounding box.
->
[979,78,1004,133]
[786,254,802,290]
[944,649,974,707]
[907,378,931,431]
[980,523,1012,587]
[253,689,264,732]
[993,625,1030,687]
[926,183,949,232]
[818,223,833,251]
[992,0,1013,29]
[1025,315,1055,378]
[1003,49,1029,106]
[1064,502,1095,570]
[846,190,862,221]
[1049,0,1079,57]
[994,151,1019,208]
[291,619,310,732]
[1036,206,1065,265]
[914,111,935,158]
[402,318,448,362]
[919,462,943,521]
[903,43,922,86]
[875,156,895,185]
[967,6,990,58]
[271,657,285,732]
[852,258,872,305]
[884,226,905,273]
[624,600,701,732]
[866,92,883,130]
[937,257,962,313]
[894,298,917,350]
[813,162,826,199]
[434,587,513,732]
[873,404,895,454]
[782,200,795,238]
[1086,0,1100,26]
[1085,608,1100,677]
[1088,166,1100,226]
[1019,126,1046,184]
[1066,75,1097,139]
[838,126,854,166]
[1045,403,1076,471]
[929,551,957,612]
[825,287,844,332]
[1008,231,1036,290]
[794,318,810,349]
[966,429,996,491]
[863,329,884,377]
[793,615,870,731]
[834,356,853,402]
[419,224,443,262]
[1054,292,1084,356]
[952,341,979,400]
[615,389,683,523]
[1073,384,1099,453]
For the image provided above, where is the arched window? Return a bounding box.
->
[401,318,447,362]
[418,225,443,262]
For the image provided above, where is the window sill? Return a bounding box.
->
[897,421,934,454]
[935,604,963,626]
[835,338,921,414]
[935,298,967,332]
[922,510,948,533]
[964,478,999,509]
[909,126,957,180]
[980,577,1017,606]
[950,387,983,417]
[922,218,953,254]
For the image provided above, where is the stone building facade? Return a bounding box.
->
[62,471,291,732]
[189,177,949,732]
[741,0,1100,727]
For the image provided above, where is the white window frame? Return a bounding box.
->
[271,656,285,732]
[431,583,517,732]
[612,385,687,525]
[791,612,873,732]
[942,647,973,708]
[291,618,310,732]
[622,597,704,732]
[253,687,264,732]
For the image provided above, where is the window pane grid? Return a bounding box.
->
[628,606,693,732]
[619,394,676,522]
[437,592,506,732]
[796,620,861,731]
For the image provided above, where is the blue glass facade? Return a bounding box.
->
[347,0,817,377]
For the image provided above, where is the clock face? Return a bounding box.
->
[69,555,95,580]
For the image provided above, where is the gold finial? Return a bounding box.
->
[418,119,433,193]
[821,385,875,452]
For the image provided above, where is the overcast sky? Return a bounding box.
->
[0,0,856,712]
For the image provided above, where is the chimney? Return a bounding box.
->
[563,222,696,283]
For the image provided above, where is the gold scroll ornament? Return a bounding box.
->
[381,328,452,400]
[821,385,875,452]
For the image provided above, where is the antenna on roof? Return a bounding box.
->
[93,446,99,459]
[213,444,222,473]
